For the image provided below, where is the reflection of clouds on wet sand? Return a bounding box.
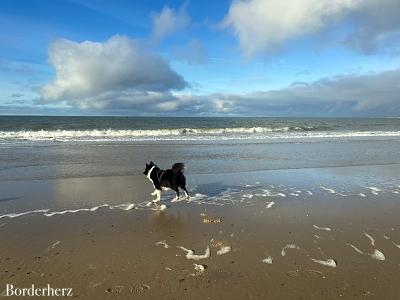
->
[147,207,193,241]
[52,176,140,209]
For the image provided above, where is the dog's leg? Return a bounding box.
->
[152,189,161,203]
[181,186,190,199]
[171,189,179,202]
[151,190,157,196]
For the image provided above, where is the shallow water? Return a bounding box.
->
[1,138,400,181]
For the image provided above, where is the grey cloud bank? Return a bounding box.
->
[37,66,400,117]
[199,69,400,116]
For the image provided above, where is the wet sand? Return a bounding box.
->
[1,166,400,299]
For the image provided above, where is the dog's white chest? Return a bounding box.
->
[147,166,156,188]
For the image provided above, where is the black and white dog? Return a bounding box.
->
[143,161,189,202]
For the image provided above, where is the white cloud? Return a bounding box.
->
[223,0,400,57]
[150,3,190,44]
[40,35,187,107]
[223,0,360,57]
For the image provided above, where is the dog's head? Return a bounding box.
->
[143,161,155,175]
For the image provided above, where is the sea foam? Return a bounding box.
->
[1,128,400,142]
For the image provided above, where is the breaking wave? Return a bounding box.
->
[0,127,400,142]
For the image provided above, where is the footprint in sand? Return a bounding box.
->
[130,284,151,294]
[105,286,124,294]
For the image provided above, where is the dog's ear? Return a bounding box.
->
[145,163,149,167]
[150,161,154,166]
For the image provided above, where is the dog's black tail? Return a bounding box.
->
[172,162,185,173]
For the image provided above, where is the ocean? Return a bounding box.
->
[0,116,400,181]
[0,116,400,143]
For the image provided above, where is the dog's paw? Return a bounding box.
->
[171,196,179,202]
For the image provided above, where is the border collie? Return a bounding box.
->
[143,161,190,202]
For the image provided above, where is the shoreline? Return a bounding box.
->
[1,163,400,215]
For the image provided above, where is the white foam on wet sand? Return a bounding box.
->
[367,187,381,195]
[44,204,111,216]
[392,242,400,249]
[262,256,273,264]
[371,249,385,261]
[266,201,275,209]
[193,264,206,275]
[179,246,210,260]
[0,209,50,219]
[320,186,336,194]
[216,246,231,255]
[243,194,254,199]
[156,240,169,249]
[188,193,207,202]
[113,203,135,210]
[313,225,332,231]
[45,208,93,217]
[347,243,365,254]
[281,244,300,256]
[3,203,138,219]
[310,258,337,268]
[347,243,385,261]
[150,204,167,211]
[256,190,286,198]
[46,241,61,252]
[363,231,375,246]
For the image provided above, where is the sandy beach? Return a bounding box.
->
[1,163,400,299]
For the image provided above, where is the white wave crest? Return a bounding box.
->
[1,128,400,142]
[0,127,292,141]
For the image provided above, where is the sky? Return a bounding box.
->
[1,0,400,117]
